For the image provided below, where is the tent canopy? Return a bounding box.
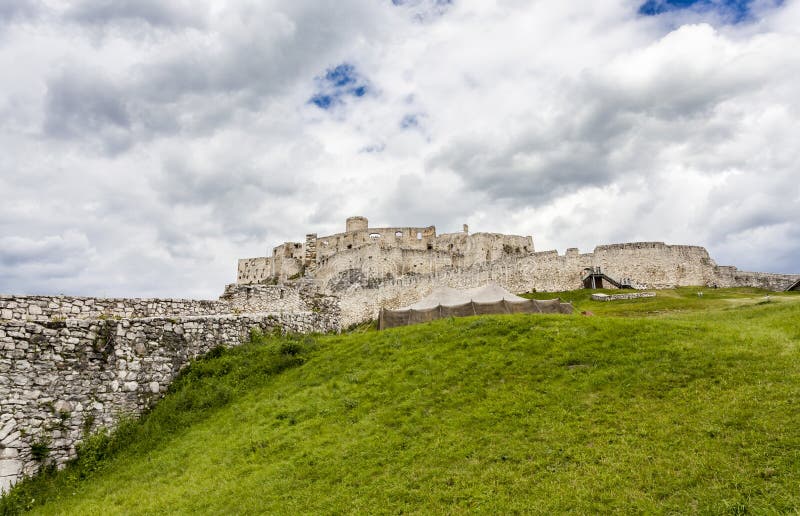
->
[379,283,573,330]
[401,284,527,310]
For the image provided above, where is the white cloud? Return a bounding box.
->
[0,0,798,298]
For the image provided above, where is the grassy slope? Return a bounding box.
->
[6,289,800,514]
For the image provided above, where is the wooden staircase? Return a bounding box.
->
[582,267,634,289]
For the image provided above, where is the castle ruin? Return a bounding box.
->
[237,216,533,285]
[236,216,800,309]
[2,215,799,493]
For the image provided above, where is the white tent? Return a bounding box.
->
[402,283,527,310]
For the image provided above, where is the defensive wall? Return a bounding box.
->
[327,242,800,327]
[0,286,339,493]
[0,295,229,323]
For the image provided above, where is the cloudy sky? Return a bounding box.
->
[1,0,798,299]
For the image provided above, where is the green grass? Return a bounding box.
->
[523,286,795,316]
[3,289,800,514]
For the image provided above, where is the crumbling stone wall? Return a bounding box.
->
[0,310,336,493]
[711,266,799,291]
[220,284,340,320]
[0,295,229,323]
[328,242,800,327]
[270,242,305,282]
[237,257,273,284]
[0,283,345,493]
[315,245,461,285]
[220,284,304,313]
[237,216,535,285]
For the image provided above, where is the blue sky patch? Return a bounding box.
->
[325,64,358,87]
[309,63,370,110]
[638,0,761,23]
[310,94,334,110]
[400,114,420,129]
[391,0,453,20]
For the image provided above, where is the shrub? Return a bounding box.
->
[279,341,303,356]
[30,440,50,462]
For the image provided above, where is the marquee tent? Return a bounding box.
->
[378,283,573,330]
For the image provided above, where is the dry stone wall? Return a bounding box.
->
[0,284,344,493]
[0,310,336,493]
[220,283,340,319]
[0,295,229,323]
[711,267,800,291]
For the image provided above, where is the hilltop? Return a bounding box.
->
[3,288,800,514]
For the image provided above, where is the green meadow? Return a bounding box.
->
[3,288,800,514]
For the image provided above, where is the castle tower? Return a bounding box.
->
[346,216,368,233]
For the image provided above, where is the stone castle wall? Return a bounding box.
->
[236,216,536,285]
[0,283,344,493]
[271,242,305,281]
[0,309,336,493]
[315,224,437,261]
[316,245,462,286]
[220,283,341,319]
[0,295,230,323]
[237,257,273,284]
[711,266,799,291]
[329,242,800,327]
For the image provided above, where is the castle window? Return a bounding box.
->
[370,233,381,239]
[416,232,422,240]
[323,241,329,246]
[395,231,403,237]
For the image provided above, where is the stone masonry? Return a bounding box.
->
[0,286,339,493]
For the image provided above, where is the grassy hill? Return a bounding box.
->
[3,288,800,514]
